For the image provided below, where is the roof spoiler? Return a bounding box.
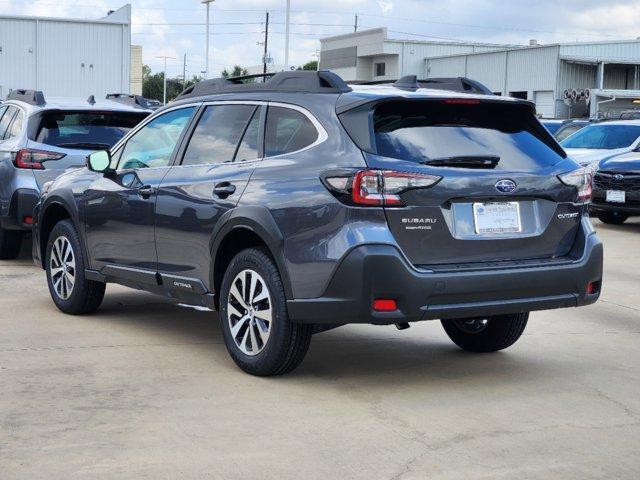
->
[175,70,352,100]
[7,89,46,106]
[105,93,149,109]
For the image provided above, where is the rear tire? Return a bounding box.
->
[597,211,628,225]
[0,227,22,260]
[441,313,528,353]
[45,220,105,315]
[219,247,312,376]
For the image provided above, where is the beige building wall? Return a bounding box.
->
[130,45,143,95]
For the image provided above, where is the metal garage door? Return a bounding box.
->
[535,91,556,118]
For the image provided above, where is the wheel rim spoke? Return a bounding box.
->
[228,269,272,356]
[49,236,75,300]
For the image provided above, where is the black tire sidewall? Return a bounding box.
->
[219,248,292,375]
[45,220,91,313]
[597,211,628,225]
[442,313,529,353]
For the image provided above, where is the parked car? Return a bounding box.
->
[591,151,640,224]
[554,119,590,142]
[541,119,568,135]
[32,72,602,376]
[0,90,150,259]
[561,120,640,168]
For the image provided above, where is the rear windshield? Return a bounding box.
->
[33,111,148,149]
[372,101,565,169]
[560,124,640,150]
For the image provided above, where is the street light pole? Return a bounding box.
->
[202,0,215,79]
[156,55,175,104]
[284,0,290,70]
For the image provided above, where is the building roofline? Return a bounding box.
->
[320,27,387,43]
[0,4,131,25]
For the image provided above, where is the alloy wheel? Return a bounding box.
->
[227,269,273,356]
[50,236,76,300]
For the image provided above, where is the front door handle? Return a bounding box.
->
[213,182,236,199]
[137,185,156,198]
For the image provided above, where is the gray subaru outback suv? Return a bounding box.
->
[0,90,149,258]
[32,71,602,376]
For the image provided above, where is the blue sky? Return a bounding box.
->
[1,0,639,78]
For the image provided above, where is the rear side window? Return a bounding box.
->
[0,106,16,140]
[264,106,318,157]
[8,110,24,139]
[372,100,565,169]
[34,111,148,149]
[560,124,640,150]
[182,104,258,166]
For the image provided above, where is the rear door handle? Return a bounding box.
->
[137,185,156,198]
[213,182,236,199]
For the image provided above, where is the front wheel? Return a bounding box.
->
[219,247,312,376]
[597,211,629,225]
[45,220,105,314]
[441,313,529,353]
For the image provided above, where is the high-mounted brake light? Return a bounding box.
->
[13,148,66,170]
[558,167,593,203]
[442,98,481,105]
[347,170,441,207]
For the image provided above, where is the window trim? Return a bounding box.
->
[374,62,386,77]
[172,100,328,168]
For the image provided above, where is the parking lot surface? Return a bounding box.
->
[1,219,639,479]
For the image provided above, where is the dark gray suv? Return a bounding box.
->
[33,72,603,376]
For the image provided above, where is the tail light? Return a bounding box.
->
[323,169,441,207]
[558,167,593,203]
[13,148,66,170]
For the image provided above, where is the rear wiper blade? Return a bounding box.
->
[56,142,112,150]
[421,155,500,169]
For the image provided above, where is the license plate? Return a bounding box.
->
[606,190,626,203]
[473,202,522,234]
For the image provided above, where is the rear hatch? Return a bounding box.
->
[25,109,148,189]
[340,98,585,268]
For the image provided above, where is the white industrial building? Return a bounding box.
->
[0,5,134,99]
[320,28,640,119]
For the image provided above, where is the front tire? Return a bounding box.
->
[0,227,22,260]
[219,247,312,376]
[45,220,105,314]
[597,211,628,225]
[441,313,528,353]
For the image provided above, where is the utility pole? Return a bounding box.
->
[182,53,187,90]
[284,0,290,70]
[354,14,358,32]
[202,0,215,78]
[263,12,269,74]
[156,55,175,104]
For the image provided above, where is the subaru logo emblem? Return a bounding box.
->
[614,174,624,181]
[495,179,517,193]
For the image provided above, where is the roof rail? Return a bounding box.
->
[105,93,149,109]
[7,89,46,106]
[175,70,352,100]
[350,76,494,95]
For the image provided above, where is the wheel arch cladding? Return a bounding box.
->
[39,201,74,269]
[211,207,293,309]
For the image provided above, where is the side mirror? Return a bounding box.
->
[87,150,113,174]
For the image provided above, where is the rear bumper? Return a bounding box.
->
[287,220,603,325]
[0,188,40,231]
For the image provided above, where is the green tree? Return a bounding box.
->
[142,65,204,103]
[221,65,249,79]
[297,60,318,71]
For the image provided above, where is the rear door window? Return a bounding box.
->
[34,111,149,150]
[7,110,24,139]
[181,104,258,166]
[264,106,318,157]
[0,106,17,140]
[372,100,565,170]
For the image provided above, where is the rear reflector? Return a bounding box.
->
[373,299,398,312]
[23,216,33,225]
[587,281,600,295]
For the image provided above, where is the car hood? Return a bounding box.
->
[598,152,640,173]
[563,147,632,167]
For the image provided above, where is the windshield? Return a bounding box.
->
[373,101,565,170]
[561,124,640,150]
[555,123,587,142]
[34,111,148,149]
